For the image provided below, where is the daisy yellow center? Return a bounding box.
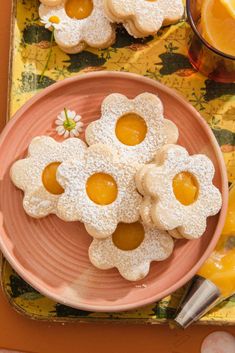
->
[42,162,64,195]
[49,16,60,24]
[115,113,147,146]
[65,0,93,20]
[86,173,118,205]
[112,222,145,251]
[63,118,76,131]
[173,172,198,206]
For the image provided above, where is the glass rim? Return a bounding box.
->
[186,0,235,61]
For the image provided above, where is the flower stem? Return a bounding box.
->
[63,108,76,131]
[64,108,70,125]
[39,28,55,83]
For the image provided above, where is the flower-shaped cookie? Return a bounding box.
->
[56,143,142,238]
[136,144,222,239]
[10,136,87,218]
[39,0,115,53]
[104,0,184,37]
[89,221,174,281]
[85,93,179,164]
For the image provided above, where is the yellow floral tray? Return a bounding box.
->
[4,0,235,324]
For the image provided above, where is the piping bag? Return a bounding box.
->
[175,183,235,328]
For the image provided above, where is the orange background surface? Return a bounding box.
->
[0,2,234,353]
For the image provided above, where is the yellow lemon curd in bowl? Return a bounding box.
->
[198,184,235,297]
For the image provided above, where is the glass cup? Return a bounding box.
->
[186,0,235,82]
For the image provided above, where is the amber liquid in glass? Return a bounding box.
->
[187,1,235,82]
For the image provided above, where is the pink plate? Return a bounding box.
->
[0,72,228,312]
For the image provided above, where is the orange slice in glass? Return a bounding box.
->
[201,0,235,56]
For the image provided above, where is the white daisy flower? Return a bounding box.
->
[41,14,64,30]
[55,109,84,138]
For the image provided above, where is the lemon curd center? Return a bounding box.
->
[86,173,118,205]
[173,172,198,206]
[42,162,64,195]
[112,222,145,251]
[65,0,93,20]
[115,113,147,146]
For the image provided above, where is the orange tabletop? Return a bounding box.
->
[0,2,234,353]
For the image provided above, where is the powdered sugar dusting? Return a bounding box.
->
[10,136,87,218]
[39,0,115,51]
[89,222,174,281]
[57,143,142,238]
[85,93,179,164]
[104,0,184,37]
[136,144,222,239]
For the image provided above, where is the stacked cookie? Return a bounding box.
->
[104,0,184,38]
[39,0,184,53]
[135,144,222,240]
[11,92,222,281]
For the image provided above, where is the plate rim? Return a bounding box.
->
[0,71,228,312]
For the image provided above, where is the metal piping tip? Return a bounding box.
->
[174,275,221,328]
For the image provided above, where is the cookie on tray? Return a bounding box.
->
[39,0,116,53]
[136,144,222,239]
[56,143,142,238]
[85,92,179,164]
[10,136,87,218]
[40,0,62,6]
[103,0,184,38]
[89,221,174,281]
